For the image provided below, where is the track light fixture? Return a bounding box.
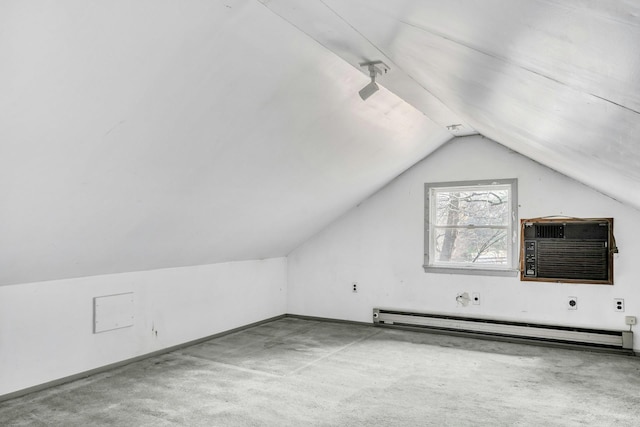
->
[358,61,390,101]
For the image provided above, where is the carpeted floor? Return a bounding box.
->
[1,317,639,426]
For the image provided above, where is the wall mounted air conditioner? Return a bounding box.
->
[520,218,615,285]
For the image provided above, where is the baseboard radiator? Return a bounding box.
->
[373,308,634,353]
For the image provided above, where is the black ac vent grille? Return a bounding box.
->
[536,224,564,239]
[521,218,613,284]
[537,240,608,281]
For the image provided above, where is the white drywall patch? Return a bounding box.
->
[93,292,134,333]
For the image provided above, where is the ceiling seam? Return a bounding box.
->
[256,1,464,135]
[315,0,471,135]
[395,18,639,116]
[535,0,640,28]
[255,0,360,70]
[317,0,390,63]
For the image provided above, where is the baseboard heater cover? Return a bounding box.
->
[373,309,633,352]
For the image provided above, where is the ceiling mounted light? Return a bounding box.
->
[359,61,390,101]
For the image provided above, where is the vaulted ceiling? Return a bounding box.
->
[2,0,639,285]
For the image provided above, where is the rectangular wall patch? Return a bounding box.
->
[93,292,134,333]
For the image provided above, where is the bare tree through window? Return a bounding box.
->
[425,180,516,273]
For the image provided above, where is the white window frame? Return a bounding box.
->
[423,178,518,276]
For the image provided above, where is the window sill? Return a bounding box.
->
[423,266,519,277]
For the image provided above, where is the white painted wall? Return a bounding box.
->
[287,136,640,351]
[0,258,287,397]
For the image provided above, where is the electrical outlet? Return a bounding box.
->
[614,298,624,312]
[567,297,578,310]
[472,292,481,305]
[625,316,637,326]
[352,282,358,293]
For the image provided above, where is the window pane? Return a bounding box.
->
[434,189,509,227]
[433,227,508,265]
[425,179,517,274]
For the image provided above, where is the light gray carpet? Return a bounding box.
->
[1,317,639,426]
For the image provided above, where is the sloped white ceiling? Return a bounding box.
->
[0,0,452,285]
[263,0,640,205]
[2,0,639,286]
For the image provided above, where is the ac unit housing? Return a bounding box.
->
[520,218,614,284]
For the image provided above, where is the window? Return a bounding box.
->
[424,179,518,276]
